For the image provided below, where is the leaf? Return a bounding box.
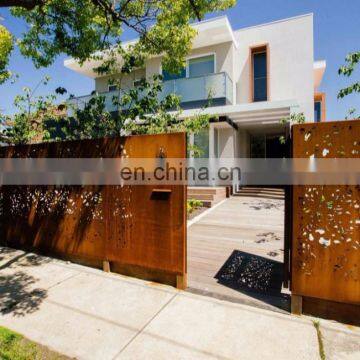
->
[55,87,67,95]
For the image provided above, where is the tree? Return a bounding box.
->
[338,51,360,99]
[49,74,209,144]
[338,51,360,120]
[1,1,223,149]
[0,24,12,83]
[345,107,359,120]
[0,0,235,77]
[278,112,305,144]
[3,74,209,151]
[0,76,65,144]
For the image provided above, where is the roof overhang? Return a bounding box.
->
[314,60,326,90]
[191,16,237,49]
[178,100,297,126]
[64,16,237,78]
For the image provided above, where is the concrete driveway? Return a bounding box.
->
[0,246,359,360]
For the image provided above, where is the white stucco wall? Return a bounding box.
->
[95,68,146,93]
[218,127,236,158]
[233,14,314,121]
[145,42,234,78]
[94,14,315,122]
[237,129,250,157]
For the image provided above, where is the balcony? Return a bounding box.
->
[67,72,233,113]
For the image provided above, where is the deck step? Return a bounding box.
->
[234,187,285,200]
[188,187,226,195]
[187,194,215,201]
[237,187,284,193]
[188,186,227,207]
[234,193,285,200]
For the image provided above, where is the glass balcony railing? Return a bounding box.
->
[160,72,233,108]
[67,72,233,113]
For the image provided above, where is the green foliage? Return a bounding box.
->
[187,198,203,214]
[45,96,116,141]
[1,0,230,147]
[1,76,64,144]
[345,107,360,120]
[279,112,305,144]
[279,112,306,126]
[2,113,37,144]
[338,51,360,99]
[1,0,233,148]
[9,0,235,74]
[0,24,13,84]
[2,72,209,146]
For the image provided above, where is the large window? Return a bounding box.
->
[252,47,268,102]
[188,55,215,78]
[162,54,215,81]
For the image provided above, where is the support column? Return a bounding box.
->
[291,294,303,315]
[103,260,111,273]
[209,124,215,158]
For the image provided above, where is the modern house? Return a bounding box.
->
[64,13,326,159]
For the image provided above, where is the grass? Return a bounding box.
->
[0,326,68,360]
[313,320,326,360]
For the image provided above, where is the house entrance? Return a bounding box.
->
[250,133,287,158]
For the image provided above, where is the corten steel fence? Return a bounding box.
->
[0,133,187,289]
[292,120,360,324]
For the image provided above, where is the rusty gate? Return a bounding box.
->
[0,133,187,289]
[291,120,360,323]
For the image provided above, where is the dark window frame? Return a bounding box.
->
[251,45,269,102]
[108,84,118,92]
[314,101,322,122]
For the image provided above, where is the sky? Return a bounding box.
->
[0,0,359,119]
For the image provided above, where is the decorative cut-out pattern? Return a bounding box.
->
[292,121,360,304]
[0,134,186,278]
[296,185,359,280]
[297,123,360,158]
[5,186,104,220]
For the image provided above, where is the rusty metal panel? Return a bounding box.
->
[0,133,187,281]
[292,120,360,304]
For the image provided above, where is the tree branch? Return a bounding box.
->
[188,0,201,21]
[0,0,44,10]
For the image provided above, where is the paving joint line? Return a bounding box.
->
[46,271,82,291]
[112,292,178,359]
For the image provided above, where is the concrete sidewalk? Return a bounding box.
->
[0,247,359,360]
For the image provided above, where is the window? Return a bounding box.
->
[252,47,268,102]
[314,101,321,122]
[314,93,325,122]
[133,78,144,87]
[162,54,215,81]
[108,84,118,92]
[250,134,266,158]
[194,130,209,158]
[162,67,186,81]
[188,55,215,78]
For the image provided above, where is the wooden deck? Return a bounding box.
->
[187,195,290,312]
